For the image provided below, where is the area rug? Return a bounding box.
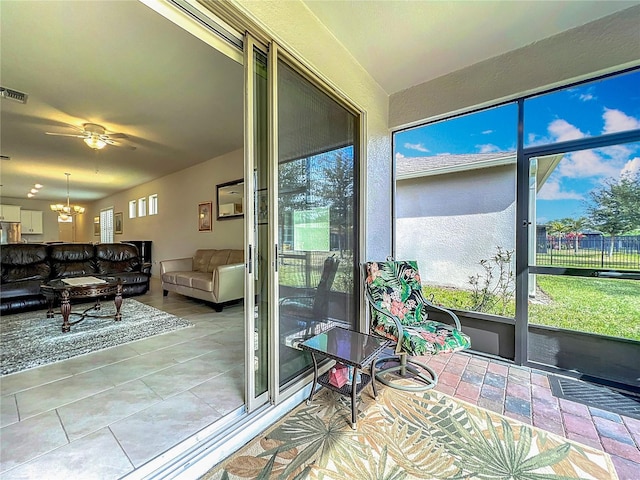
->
[203,387,617,479]
[1,300,193,375]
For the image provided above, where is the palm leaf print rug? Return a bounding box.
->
[203,386,617,479]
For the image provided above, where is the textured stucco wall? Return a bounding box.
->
[396,166,516,289]
[389,6,640,129]
[235,0,392,260]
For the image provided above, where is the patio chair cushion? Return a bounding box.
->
[366,260,470,355]
[373,320,471,356]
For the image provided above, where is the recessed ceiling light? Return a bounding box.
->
[30,188,38,194]
[27,193,34,198]
[34,183,43,189]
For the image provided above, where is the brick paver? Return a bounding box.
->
[432,352,640,480]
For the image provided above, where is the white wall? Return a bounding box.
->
[235,0,392,260]
[396,166,515,289]
[82,148,244,275]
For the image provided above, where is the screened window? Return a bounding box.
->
[394,103,518,321]
[129,200,136,219]
[524,69,640,147]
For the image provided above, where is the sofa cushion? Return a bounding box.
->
[0,280,43,299]
[228,250,244,264]
[193,249,232,273]
[94,243,140,274]
[1,244,51,283]
[176,273,194,287]
[190,272,214,292]
[49,244,95,279]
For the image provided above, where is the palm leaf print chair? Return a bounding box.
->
[364,260,471,391]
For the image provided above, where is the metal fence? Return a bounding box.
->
[536,234,640,270]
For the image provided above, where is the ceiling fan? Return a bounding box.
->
[45,123,136,150]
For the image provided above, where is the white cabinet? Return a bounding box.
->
[0,204,21,222]
[20,209,44,234]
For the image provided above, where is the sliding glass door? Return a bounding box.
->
[244,36,270,411]
[275,56,359,391]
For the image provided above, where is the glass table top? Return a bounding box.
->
[300,326,389,367]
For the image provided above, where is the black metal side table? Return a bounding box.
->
[300,326,389,429]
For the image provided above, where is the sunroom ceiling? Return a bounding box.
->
[302,0,639,95]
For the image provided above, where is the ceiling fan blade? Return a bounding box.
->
[105,139,137,150]
[106,133,129,139]
[45,132,87,138]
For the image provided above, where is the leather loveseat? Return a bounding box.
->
[1,243,151,314]
[160,249,244,311]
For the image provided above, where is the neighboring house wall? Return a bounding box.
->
[396,165,515,289]
[83,148,244,275]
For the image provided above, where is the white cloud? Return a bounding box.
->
[621,157,640,177]
[537,179,583,200]
[548,119,586,142]
[477,143,501,153]
[395,152,406,161]
[482,130,493,135]
[558,150,619,179]
[404,142,429,153]
[579,93,595,101]
[603,108,640,134]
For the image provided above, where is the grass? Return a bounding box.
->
[425,276,640,341]
[530,276,640,340]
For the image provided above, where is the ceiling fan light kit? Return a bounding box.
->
[45,123,135,151]
[50,173,85,220]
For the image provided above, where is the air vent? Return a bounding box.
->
[0,155,10,161]
[0,86,28,104]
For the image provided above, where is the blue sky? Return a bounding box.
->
[394,69,640,224]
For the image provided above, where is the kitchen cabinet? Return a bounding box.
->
[20,209,44,234]
[0,204,22,222]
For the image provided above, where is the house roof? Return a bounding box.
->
[396,152,515,179]
[397,152,564,192]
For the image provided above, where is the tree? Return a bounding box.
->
[560,217,586,253]
[585,172,640,257]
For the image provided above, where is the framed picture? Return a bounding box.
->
[114,212,123,234]
[257,189,268,225]
[198,201,212,232]
[93,216,100,236]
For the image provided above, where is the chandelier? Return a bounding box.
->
[50,173,85,220]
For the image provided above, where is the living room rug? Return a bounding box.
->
[203,387,617,479]
[1,299,193,376]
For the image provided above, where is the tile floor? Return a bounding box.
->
[0,280,245,479]
[2,281,638,479]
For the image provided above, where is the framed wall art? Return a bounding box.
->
[114,212,123,234]
[198,201,212,232]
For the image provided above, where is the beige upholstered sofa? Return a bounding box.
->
[160,249,244,311]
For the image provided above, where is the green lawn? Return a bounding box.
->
[530,276,640,340]
[424,276,640,341]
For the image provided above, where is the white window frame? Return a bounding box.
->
[100,207,114,243]
[149,194,158,215]
[129,200,137,219]
[138,197,147,217]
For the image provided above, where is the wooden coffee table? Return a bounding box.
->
[41,276,123,332]
[300,326,389,429]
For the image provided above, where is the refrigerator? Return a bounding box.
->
[0,222,22,244]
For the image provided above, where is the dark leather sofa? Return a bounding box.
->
[1,243,151,314]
